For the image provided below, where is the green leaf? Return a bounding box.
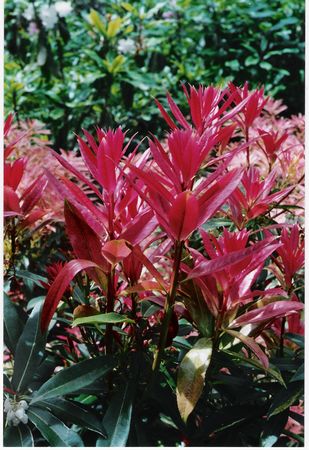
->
[35,398,106,437]
[72,312,134,327]
[15,269,47,287]
[97,379,136,447]
[3,424,34,447]
[260,61,272,71]
[223,349,286,387]
[244,55,259,66]
[290,363,304,382]
[28,406,83,446]
[176,337,213,423]
[12,303,46,393]
[268,382,303,418]
[260,411,289,447]
[31,355,115,404]
[4,292,26,354]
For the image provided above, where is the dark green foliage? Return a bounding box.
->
[5,0,304,150]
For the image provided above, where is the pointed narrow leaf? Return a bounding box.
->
[30,355,115,404]
[35,398,106,437]
[12,303,46,393]
[168,191,199,241]
[98,379,136,446]
[226,329,269,368]
[268,382,303,418]
[230,301,304,328]
[72,312,134,327]
[176,338,213,423]
[3,424,34,447]
[4,292,26,354]
[41,259,101,333]
[187,238,279,280]
[28,406,83,446]
[64,201,110,282]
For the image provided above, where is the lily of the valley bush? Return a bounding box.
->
[4,83,304,447]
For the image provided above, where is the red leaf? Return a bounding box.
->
[41,259,100,333]
[168,191,199,241]
[119,208,158,246]
[21,175,48,214]
[102,239,132,266]
[4,186,21,216]
[187,238,279,280]
[229,300,304,328]
[64,201,110,280]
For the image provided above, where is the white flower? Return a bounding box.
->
[55,1,73,18]
[18,400,29,410]
[4,398,11,413]
[39,4,58,30]
[23,4,35,21]
[117,38,135,54]
[4,398,29,426]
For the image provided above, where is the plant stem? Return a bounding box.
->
[105,269,115,354]
[245,127,250,167]
[152,240,183,372]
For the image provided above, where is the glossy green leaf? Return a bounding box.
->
[28,406,83,447]
[12,303,46,393]
[35,398,106,437]
[3,424,34,447]
[4,292,26,354]
[31,355,115,404]
[268,382,303,418]
[72,312,134,327]
[97,380,136,447]
[176,338,213,423]
[290,363,304,382]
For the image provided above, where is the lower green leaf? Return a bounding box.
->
[97,377,137,446]
[268,382,303,418]
[35,398,106,437]
[30,355,115,404]
[4,424,34,447]
[176,337,213,423]
[28,406,84,447]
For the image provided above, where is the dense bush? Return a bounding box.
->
[4,84,304,447]
[5,0,304,150]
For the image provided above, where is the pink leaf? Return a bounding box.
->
[168,191,199,241]
[229,301,304,328]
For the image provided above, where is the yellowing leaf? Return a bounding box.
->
[107,17,122,38]
[88,9,106,36]
[110,55,125,74]
[176,338,213,423]
[121,2,135,12]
